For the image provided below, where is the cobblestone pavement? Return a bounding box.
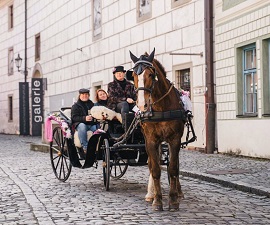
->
[0,134,270,225]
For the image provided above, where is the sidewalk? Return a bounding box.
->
[30,138,270,198]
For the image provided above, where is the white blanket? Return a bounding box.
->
[90,106,122,123]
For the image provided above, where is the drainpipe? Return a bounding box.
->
[24,0,28,82]
[204,0,216,154]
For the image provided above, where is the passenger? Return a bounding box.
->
[71,88,97,154]
[107,66,137,128]
[94,89,108,107]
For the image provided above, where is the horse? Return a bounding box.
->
[129,48,186,211]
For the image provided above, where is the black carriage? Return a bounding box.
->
[48,107,195,191]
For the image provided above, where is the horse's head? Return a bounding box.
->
[129,48,156,112]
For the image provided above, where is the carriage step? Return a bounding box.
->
[77,148,86,160]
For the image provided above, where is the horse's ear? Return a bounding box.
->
[130,51,139,63]
[147,48,155,62]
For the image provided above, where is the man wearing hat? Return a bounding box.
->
[107,66,137,129]
[71,88,97,156]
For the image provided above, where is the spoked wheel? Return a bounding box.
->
[102,138,110,191]
[110,155,128,179]
[50,127,72,182]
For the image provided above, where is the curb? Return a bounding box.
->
[30,143,50,153]
[180,170,270,198]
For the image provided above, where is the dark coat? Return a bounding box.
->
[107,79,137,111]
[71,99,96,128]
[94,100,108,107]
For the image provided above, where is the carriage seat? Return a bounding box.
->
[74,130,93,148]
[60,107,72,125]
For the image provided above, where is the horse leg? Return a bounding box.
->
[168,141,181,211]
[145,143,165,202]
[147,142,163,211]
[176,176,184,199]
[145,174,154,202]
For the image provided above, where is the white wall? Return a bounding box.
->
[0,0,206,150]
[215,0,270,158]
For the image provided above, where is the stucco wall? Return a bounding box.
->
[215,0,270,158]
[0,0,206,149]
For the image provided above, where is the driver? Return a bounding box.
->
[107,66,137,129]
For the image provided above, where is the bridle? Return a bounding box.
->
[133,60,156,94]
[129,49,188,123]
[132,60,174,112]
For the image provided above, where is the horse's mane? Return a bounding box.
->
[143,52,166,77]
[153,58,166,77]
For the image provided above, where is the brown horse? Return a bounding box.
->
[130,48,186,211]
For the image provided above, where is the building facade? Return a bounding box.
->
[0,0,206,149]
[2,0,270,158]
[215,0,270,158]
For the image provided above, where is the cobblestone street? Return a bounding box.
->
[0,134,270,225]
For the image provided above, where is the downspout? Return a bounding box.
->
[204,0,216,154]
[24,0,28,82]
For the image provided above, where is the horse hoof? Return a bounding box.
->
[169,203,179,212]
[152,204,163,211]
[145,197,154,202]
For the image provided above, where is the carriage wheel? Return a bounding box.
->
[110,156,128,179]
[50,127,72,182]
[102,138,110,191]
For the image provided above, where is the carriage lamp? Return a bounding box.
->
[15,54,23,72]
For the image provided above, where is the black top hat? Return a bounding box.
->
[113,66,126,74]
[79,88,90,94]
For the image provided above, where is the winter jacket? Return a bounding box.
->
[94,100,108,107]
[71,99,96,128]
[107,79,137,111]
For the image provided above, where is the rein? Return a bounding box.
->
[152,84,174,106]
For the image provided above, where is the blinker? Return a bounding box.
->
[133,60,153,75]
[133,64,146,75]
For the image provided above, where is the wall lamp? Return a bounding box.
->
[15,53,28,82]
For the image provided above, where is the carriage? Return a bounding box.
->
[48,48,197,211]
[47,105,195,191]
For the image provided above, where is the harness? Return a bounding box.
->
[132,60,187,123]
[139,109,187,122]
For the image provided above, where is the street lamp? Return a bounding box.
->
[15,54,23,71]
[15,54,28,82]
[15,53,30,135]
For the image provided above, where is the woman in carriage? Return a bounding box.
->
[94,89,108,107]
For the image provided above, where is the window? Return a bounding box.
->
[261,39,270,116]
[8,47,14,75]
[92,82,102,100]
[236,44,257,117]
[8,4,13,30]
[242,45,257,115]
[35,33,40,61]
[171,0,191,8]
[223,0,247,11]
[137,0,151,22]
[176,68,191,97]
[92,0,102,40]
[8,95,13,122]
